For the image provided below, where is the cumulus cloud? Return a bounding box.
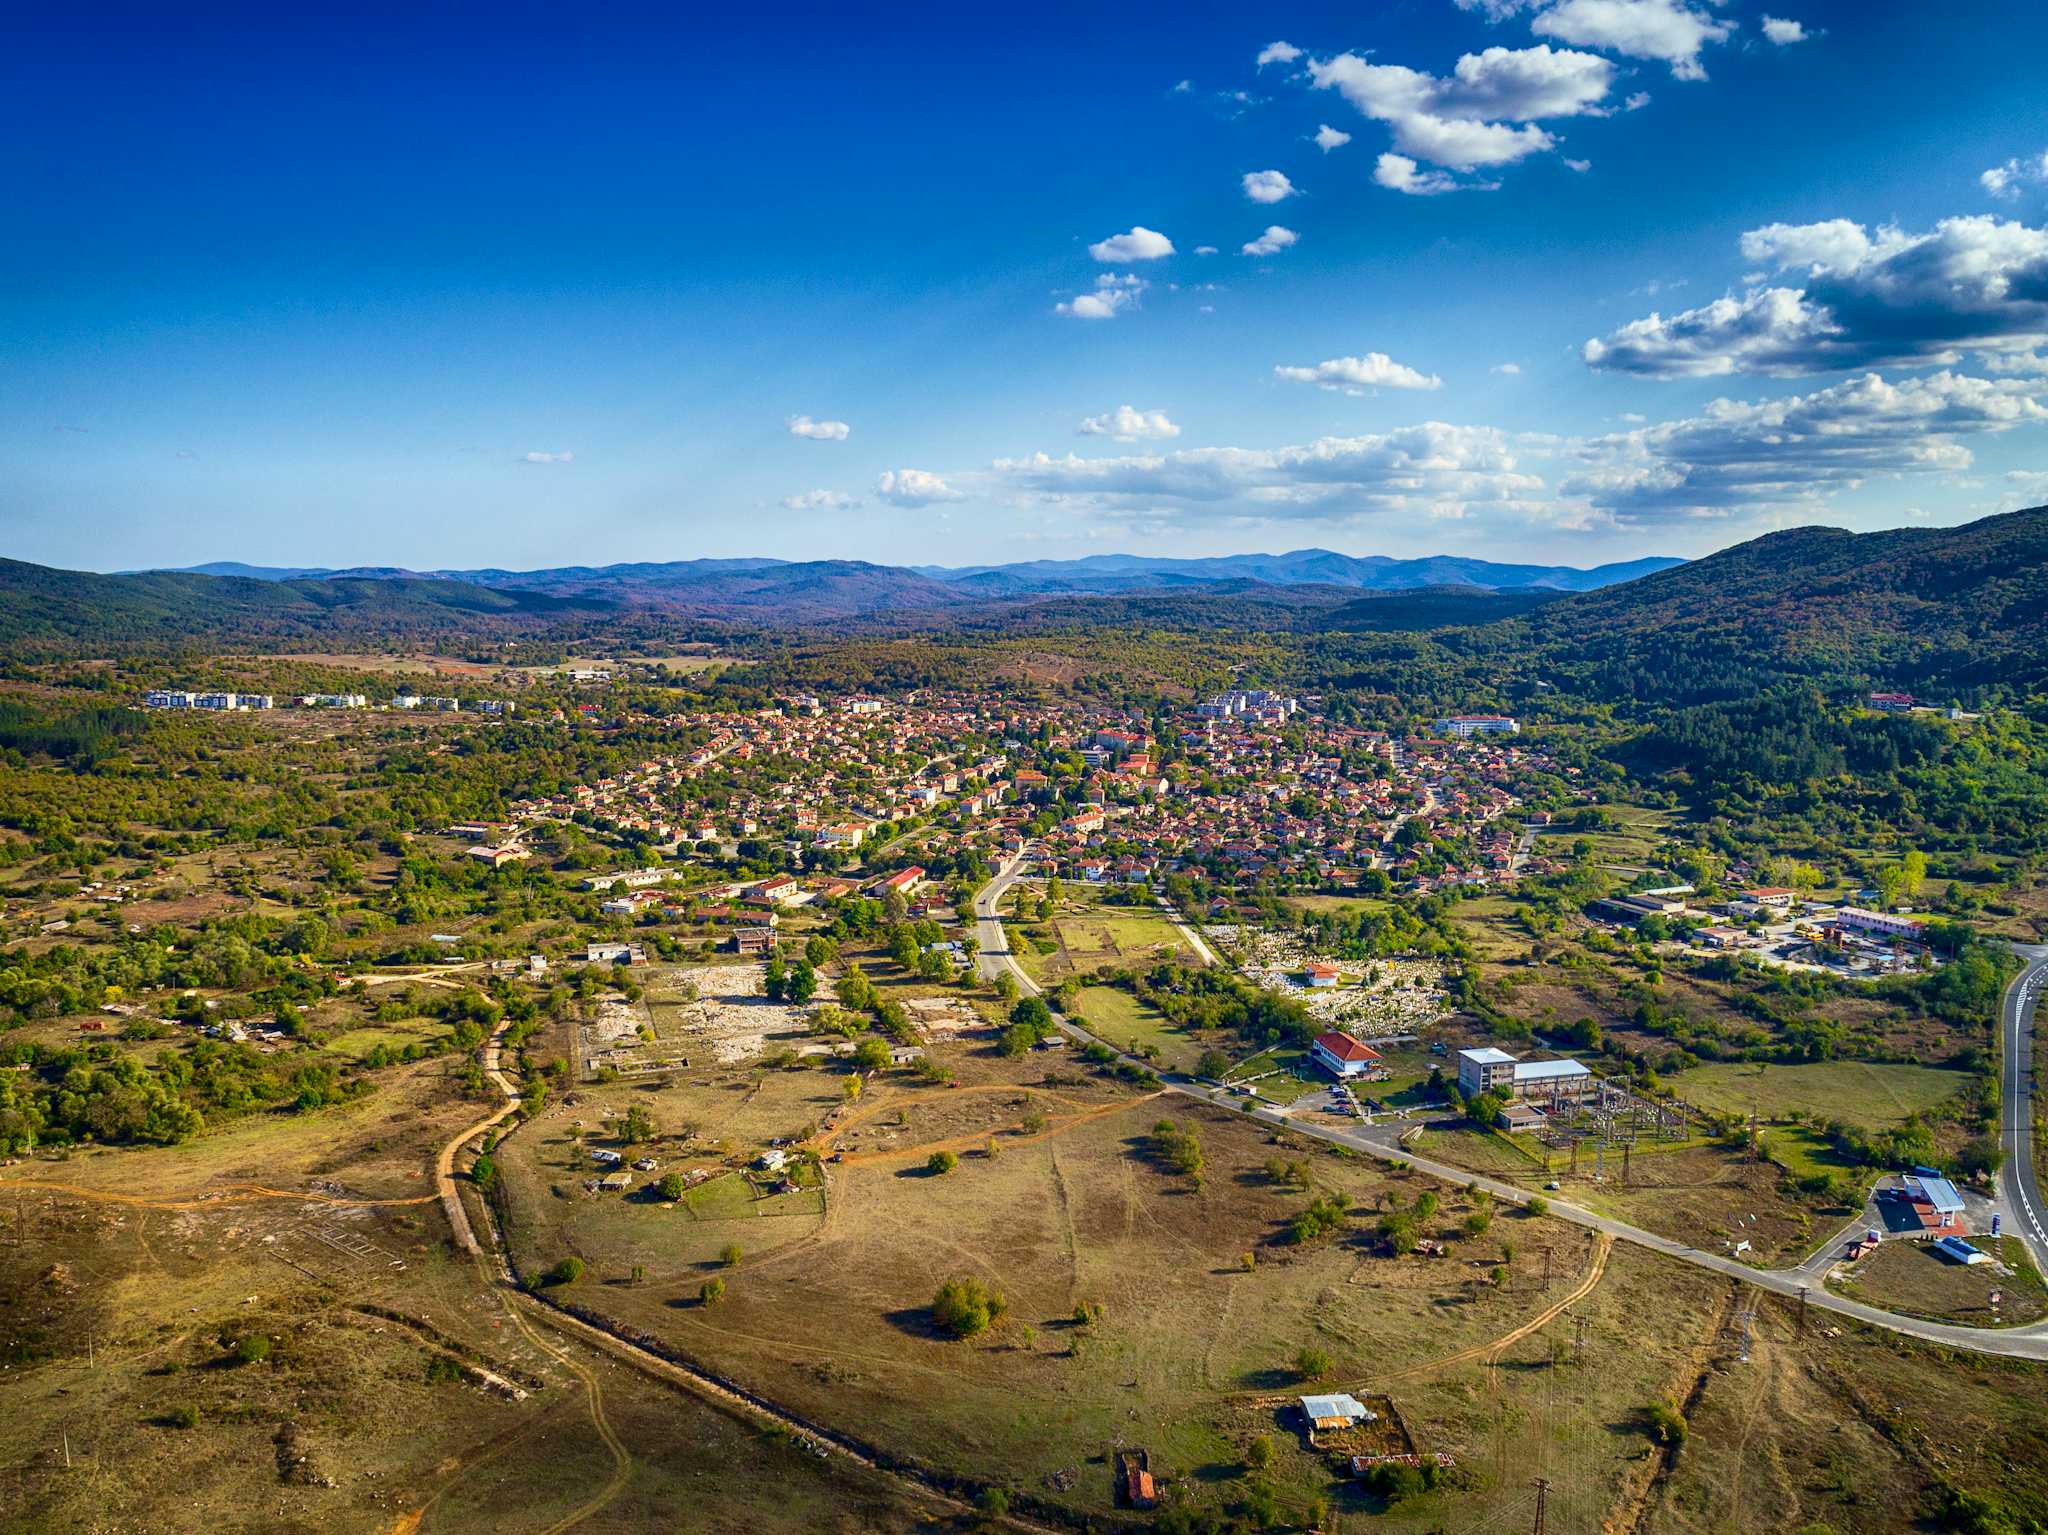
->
[1194,245,1219,256]
[1273,352,1444,391]
[1564,157,1591,172]
[1760,15,1808,44]
[780,489,860,511]
[1241,225,1299,257]
[1242,169,1297,203]
[1531,0,1733,81]
[1313,124,1352,152]
[1308,44,1613,178]
[1375,153,1467,196]
[1564,370,2048,524]
[522,450,573,464]
[1056,273,1147,320]
[1492,361,1524,374]
[874,469,963,507]
[1257,40,1302,67]
[1585,214,2048,376]
[1983,150,2048,201]
[991,422,1544,523]
[1087,225,1175,262]
[786,414,850,441]
[1078,405,1182,442]
[1454,0,1542,17]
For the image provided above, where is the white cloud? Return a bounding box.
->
[1531,0,1733,81]
[1274,352,1444,392]
[1454,0,1542,17]
[1242,170,1297,204]
[1374,153,1466,196]
[1308,44,1612,176]
[1586,214,2048,376]
[780,489,860,511]
[522,450,573,464]
[1256,40,1302,67]
[1564,369,2048,523]
[1492,361,1524,374]
[1313,124,1353,152]
[991,422,1543,523]
[786,414,850,441]
[1982,150,2048,201]
[1056,273,1147,320]
[1624,90,1651,110]
[1564,157,1591,172]
[1078,405,1182,442]
[1087,225,1175,262]
[1241,225,1299,257]
[874,469,963,507]
[1194,245,1219,256]
[1979,347,2048,375]
[1760,16,1808,45]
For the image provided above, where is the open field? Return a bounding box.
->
[1014,894,1200,984]
[491,1014,1770,1529]
[1669,1060,1967,1131]
[0,1063,932,1534]
[1072,984,1206,1074]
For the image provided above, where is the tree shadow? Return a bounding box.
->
[882,1306,952,1342]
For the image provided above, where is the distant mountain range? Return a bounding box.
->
[151,548,1682,607]
[16,511,2041,686]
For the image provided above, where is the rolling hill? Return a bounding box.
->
[1515,506,2048,701]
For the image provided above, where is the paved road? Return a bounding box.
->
[970,865,2048,1360]
[1997,945,2048,1270]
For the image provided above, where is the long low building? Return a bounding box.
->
[1458,1046,1592,1102]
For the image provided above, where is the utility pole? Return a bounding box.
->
[1621,1142,1632,1187]
[1798,1285,1809,1338]
[1531,1476,1551,1535]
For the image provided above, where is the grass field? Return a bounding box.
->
[1669,1060,1966,1131]
[1072,984,1205,1073]
[1016,894,1200,983]
[1833,1235,2048,1327]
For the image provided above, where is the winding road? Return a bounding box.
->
[975,850,2048,1361]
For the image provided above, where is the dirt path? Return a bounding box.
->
[0,1178,439,1210]
[1368,1232,1614,1388]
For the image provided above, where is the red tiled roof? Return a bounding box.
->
[1313,1031,1379,1063]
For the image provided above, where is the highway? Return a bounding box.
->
[1997,945,2048,1271]
[972,854,2048,1361]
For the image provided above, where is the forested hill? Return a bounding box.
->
[0,560,618,654]
[1510,507,2048,704]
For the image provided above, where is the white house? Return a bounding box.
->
[1310,1030,1381,1079]
[1457,1046,1518,1097]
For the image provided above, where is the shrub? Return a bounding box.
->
[1646,1399,1688,1447]
[721,1243,744,1267]
[657,1173,686,1201]
[544,1256,585,1287]
[235,1335,272,1365]
[927,1149,958,1175]
[167,1405,199,1430]
[1294,1346,1332,1382]
[932,1276,1006,1337]
[1525,1195,1549,1217]
[699,1278,727,1305]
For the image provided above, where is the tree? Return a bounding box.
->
[722,1243,743,1267]
[836,964,875,1011]
[470,1152,497,1189]
[1294,1346,1332,1381]
[657,1172,685,1201]
[931,1276,1005,1337]
[853,1036,892,1072]
[788,959,819,1004]
[1197,1050,1231,1081]
[994,970,1019,1003]
[235,1335,272,1365]
[619,1102,655,1144]
[700,1277,726,1305]
[1246,1434,1276,1471]
[927,1149,958,1175]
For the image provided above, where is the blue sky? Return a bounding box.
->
[6,1,2048,573]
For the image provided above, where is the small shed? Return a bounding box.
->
[1301,1394,1375,1432]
